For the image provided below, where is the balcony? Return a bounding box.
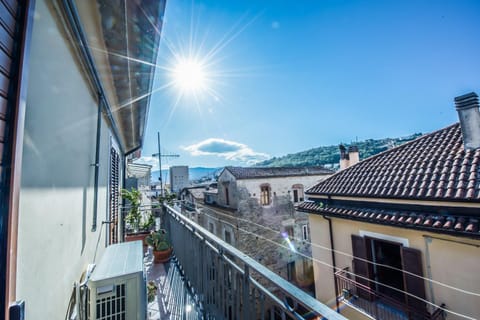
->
[147,204,347,320]
[334,268,446,320]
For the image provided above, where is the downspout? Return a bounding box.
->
[423,236,435,311]
[91,94,102,231]
[323,215,340,313]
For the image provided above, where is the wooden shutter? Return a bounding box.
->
[109,147,120,244]
[401,247,427,319]
[0,0,32,317]
[0,0,19,193]
[351,234,373,300]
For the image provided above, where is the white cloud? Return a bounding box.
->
[183,138,270,165]
[133,156,167,171]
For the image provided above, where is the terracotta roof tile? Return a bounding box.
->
[224,166,333,180]
[306,123,480,202]
[298,202,480,238]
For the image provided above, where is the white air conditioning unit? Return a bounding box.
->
[87,241,146,320]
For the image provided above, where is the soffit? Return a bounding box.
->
[74,0,166,153]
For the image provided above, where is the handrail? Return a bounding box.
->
[335,268,445,320]
[164,204,348,320]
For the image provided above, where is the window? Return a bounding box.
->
[292,184,304,203]
[224,230,232,244]
[208,222,215,234]
[260,184,271,205]
[302,258,310,274]
[302,225,309,241]
[109,147,120,244]
[225,186,230,206]
[351,235,427,313]
[287,261,296,281]
[285,226,294,239]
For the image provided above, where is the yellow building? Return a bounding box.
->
[299,93,480,320]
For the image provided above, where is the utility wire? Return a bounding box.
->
[198,203,480,298]
[201,210,476,320]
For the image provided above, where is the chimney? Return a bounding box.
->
[455,92,480,150]
[339,145,349,170]
[348,145,360,166]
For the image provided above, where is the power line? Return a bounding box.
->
[198,204,480,298]
[200,210,476,320]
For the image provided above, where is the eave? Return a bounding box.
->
[73,0,166,153]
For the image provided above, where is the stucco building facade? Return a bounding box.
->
[299,93,480,320]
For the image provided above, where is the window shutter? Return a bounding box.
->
[401,247,427,318]
[351,234,373,300]
[109,147,120,244]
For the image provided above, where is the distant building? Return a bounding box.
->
[198,166,334,294]
[126,162,152,190]
[169,165,189,194]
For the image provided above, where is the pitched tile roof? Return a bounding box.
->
[306,123,480,202]
[224,166,334,180]
[298,202,480,238]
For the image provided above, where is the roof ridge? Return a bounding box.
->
[307,122,460,191]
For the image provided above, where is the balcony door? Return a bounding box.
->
[351,234,427,318]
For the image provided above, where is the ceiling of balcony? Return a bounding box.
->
[75,0,166,154]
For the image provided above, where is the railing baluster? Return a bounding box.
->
[164,204,348,320]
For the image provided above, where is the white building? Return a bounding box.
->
[0,1,165,319]
[199,166,334,293]
[169,165,189,194]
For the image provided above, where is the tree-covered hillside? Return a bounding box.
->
[255,133,423,168]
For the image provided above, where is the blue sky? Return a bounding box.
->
[137,0,480,170]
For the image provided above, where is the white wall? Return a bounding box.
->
[237,174,329,204]
[16,1,118,318]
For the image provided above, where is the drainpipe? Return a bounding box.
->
[423,236,435,311]
[91,94,102,231]
[323,215,340,313]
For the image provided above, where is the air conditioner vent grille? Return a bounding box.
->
[94,284,126,320]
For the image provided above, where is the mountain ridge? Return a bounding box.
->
[255,133,423,168]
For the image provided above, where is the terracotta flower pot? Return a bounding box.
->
[153,247,173,263]
[125,231,149,252]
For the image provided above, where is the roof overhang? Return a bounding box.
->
[74,0,166,153]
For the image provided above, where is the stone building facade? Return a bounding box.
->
[196,166,333,294]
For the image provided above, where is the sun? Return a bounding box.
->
[171,58,208,93]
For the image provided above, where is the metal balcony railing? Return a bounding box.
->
[335,268,446,320]
[162,204,347,320]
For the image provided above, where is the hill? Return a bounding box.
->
[255,133,423,168]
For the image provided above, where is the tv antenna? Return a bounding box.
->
[152,132,179,197]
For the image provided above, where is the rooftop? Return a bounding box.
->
[224,166,334,180]
[306,123,480,202]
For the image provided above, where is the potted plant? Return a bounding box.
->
[122,188,154,248]
[146,229,173,263]
[147,281,158,303]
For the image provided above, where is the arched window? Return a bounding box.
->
[260,184,271,206]
[292,184,304,203]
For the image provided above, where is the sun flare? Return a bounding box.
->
[172,58,208,93]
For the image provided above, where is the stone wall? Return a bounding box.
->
[197,187,314,295]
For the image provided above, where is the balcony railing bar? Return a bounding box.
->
[335,267,446,320]
[164,204,348,320]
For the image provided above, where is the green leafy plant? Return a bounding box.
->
[122,188,142,232]
[122,187,150,233]
[141,212,155,231]
[147,281,158,303]
[157,191,177,206]
[146,229,171,251]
